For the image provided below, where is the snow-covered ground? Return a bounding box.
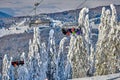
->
[0,19,29,37]
[0,26,28,37]
[90,22,99,29]
[0,18,98,38]
[1,4,120,80]
[68,73,120,80]
[0,18,54,38]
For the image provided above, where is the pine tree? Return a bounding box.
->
[17,66,29,80]
[47,29,57,80]
[17,52,29,80]
[2,54,10,80]
[95,4,120,75]
[68,35,88,78]
[57,37,67,80]
[8,57,14,80]
[67,7,91,78]
[40,42,48,80]
[27,27,47,80]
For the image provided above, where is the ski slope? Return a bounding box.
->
[0,15,99,38]
[0,25,29,38]
[0,19,29,37]
[0,19,51,38]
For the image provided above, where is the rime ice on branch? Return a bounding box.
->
[95,4,120,75]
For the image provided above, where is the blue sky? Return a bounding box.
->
[0,0,120,16]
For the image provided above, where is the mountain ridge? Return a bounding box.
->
[0,11,12,18]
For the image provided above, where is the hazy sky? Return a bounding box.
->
[0,0,120,16]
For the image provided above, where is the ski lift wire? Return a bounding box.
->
[76,0,87,9]
[27,0,44,16]
[14,0,45,27]
[74,0,101,23]
[74,0,87,22]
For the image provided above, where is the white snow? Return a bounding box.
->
[68,73,120,80]
[0,19,29,37]
[1,4,120,80]
[49,29,54,37]
[90,22,99,29]
[52,19,62,27]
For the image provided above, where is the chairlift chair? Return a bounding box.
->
[62,22,83,36]
[28,0,51,27]
[11,61,24,67]
[29,18,51,27]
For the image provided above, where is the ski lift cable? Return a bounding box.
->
[75,0,100,22]
[74,0,87,22]
[14,0,44,27]
[62,0,87,27]
[74,0,99,72]
[27,0,44,16]
[89,17,101,22]
[76,0,87,9]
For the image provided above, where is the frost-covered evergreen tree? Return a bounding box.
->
[8,57,14,80]
[27,27,47,80]
[110,4,117,27]
[68,35,88,78]
[2,55,14,80]
[56,37,67,80]
[66,7,93,78]
[95,4,120,75]
[78,7,89,26]
[78,8,94,73]
[17,66,29,80]
[47,29,57,80]
[17,52,29,80]
[20,52,26,61]
[40,42,48,80]
[84,14,94,75]
[2,55,10,80]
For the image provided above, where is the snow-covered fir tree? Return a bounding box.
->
[1,4,120,80]
[8,57,14,80]
[17,66,29,80]
[26,27,47,80]
[84,14,94,75]
[68,35,88,78]
[2,54,9,80]
[20,52,26,61]
[40,42,48,80]
[95,4,120,75]
[47,29,57,80]
[67,7,94,78]
[17,52,29,80]
[2,55,14,80]
[56,37,67,80]
[78,7,94,74]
